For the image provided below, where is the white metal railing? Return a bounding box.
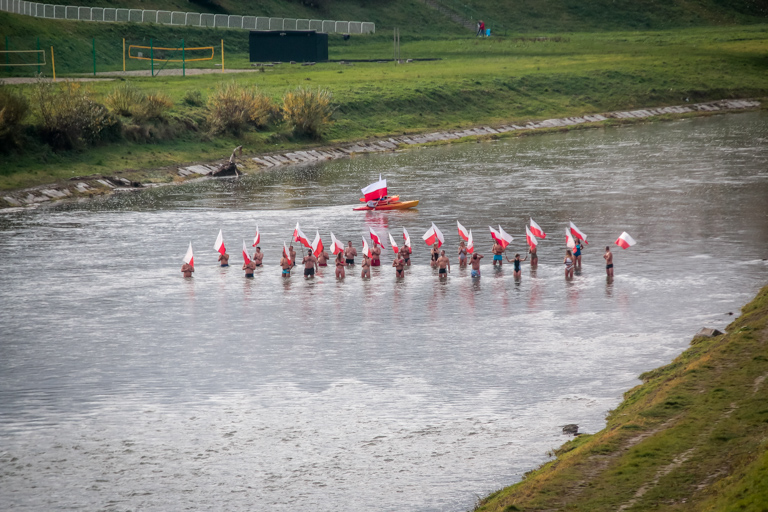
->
[0,1,375,33]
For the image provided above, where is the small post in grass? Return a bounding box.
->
[92,38,96,76]
[51,46,56,81]
[122,38,125,72]
[182,38,185,77]
[221,39,224,73]
[150,38,154,77]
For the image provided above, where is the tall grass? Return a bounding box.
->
[206,80,275,135]
[281,87,334,138]
[0,83,30,150]
[105,84,173,122]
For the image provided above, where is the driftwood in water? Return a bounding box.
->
[211,146,243,177]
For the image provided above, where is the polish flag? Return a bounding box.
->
[242,240,252,264]
[422,223,444,248]
[565,227,576,250]
[214,229,226,255]
[569,222,588,245]
[498,226,514,249]
[312,231,324,257]
[252,226,261,247]
[361,237,372,258]
[489,225,501,243]
[526,226,538,250]
[388,232,400,255]
[457,220,470,242]
[530,218,547,239]
[615,231,637,249]
[330,232,345,255]
[369,227,385,248]
[361,175,387,202]
[282,241,292,265]
[467,230,474,254]
[183,242,194,266]
[403,227,412,253]
[293,222,311,248]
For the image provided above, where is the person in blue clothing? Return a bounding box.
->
[573,241,583,268]
[491,240,504,267]
[506,253,528,279]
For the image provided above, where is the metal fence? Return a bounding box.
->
[0,0,375,33]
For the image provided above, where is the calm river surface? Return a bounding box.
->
[1,112,767,511]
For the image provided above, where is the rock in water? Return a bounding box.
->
[695,327,724,338]
[562,424,579,435]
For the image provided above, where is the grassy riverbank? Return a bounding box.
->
[476,284,768,512]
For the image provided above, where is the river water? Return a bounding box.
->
[1,112,767,511]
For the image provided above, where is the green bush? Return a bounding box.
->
[0,83,30,151]
[206,80,275,135]
[134,92,173,123]
[106,84,172,123]
[182,90,204,107]
[281,87,334,138]
[105,83,143,117]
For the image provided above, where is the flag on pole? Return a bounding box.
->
[369,227,385,248]
[457,220,470,242]
[361,175,387,201]
[498,225,514,249]
[388,232,400,255]
[615,231,637,249]
[489,225,501,244]
[529,218,547,239]
[282,241,292,265]
[565,227,576,250]
[252,226,261,247]
[214,229,226,255]
[312,231,324,257]
[403,227,412,253]
[422,223,444,248]
[293,222,311,248]
[569,221,588,245]
[183,242,194,266]
[330,232,344,255]
[361,236,371,258]
[242,240,252,264]
[467,229,474,254]
[526,226,538,250]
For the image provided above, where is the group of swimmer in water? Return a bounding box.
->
[181,237,616,280]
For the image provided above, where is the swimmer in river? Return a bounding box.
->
[335,251,346,279]
[430,243,440,268]
[317,246,330,268]
[399,244,411,266]
[302,248,318,279]
[289,244,297,268]
[243,257,257,278]
[181,261,194,278]
[573,241,583,268]
[529,244,538,269]
[437,250,451,279]
[458,241,468,268]
[604,246,614,277]
[507,252,528,279]
[491,241,504,267]
[470,252,483,278]
[345,241,357,266]
[252,246,264,268]
[393,252,406,278]
[370,242,382,267]
[361,252,371,278]
[218,251,230,267]
[564,249,574,279]
[280,251,292,277]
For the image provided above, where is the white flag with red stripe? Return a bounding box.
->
[402,227,412,253]
[252,226,261,247]
[361,175,387,201]
[183,242,194,266]
[282,241,292,265]
[526,226,538,250]
[529,218,546,239]
[330,232,344,255]
[214,229,226,255]
[569,221,588,245]
[312,231,324,257]
[467,229,474,254]
[361,236,371,258]
[422,223,444,248]
[388,232,400,255]
[457,220,470,242]
[615,231,637,249]
[242,240,252,264]
[369,227,385,248]
[565,227,576,250]
[293,222,311,249]
[498,225,514,249]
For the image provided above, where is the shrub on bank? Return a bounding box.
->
[206,80,275,135]
[105,83,143,117]
[281,87,334,138]
[106,84,173,123]
[134,92,173,123]
[0,83,30,151]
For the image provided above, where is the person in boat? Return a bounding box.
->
[370,242,382,267]
[181,262,194,278]
[399,244,411,266]
[604,246,614,277]
[252,246,264,268]
[529,244,538,269]
[470,252,483,278]
[243,257,257,278]
[393,252,406,278]
[564,249,574,279]
[302,248,319,279]
[573,241,583,268]
[344,241,357,265]
[491,241,504,267]
[317,247,330,268]
[361,253,371,278]
[288,244,297,268]
[430,243,440,268]
[458,241,468,268]
[280,251,292,278]
[507,252,528,279]
[218,251,230,267]
[335,251,346,279]
[437,250,451,279]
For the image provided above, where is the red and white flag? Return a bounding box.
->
[498,225,514,249]
[388,232,400,255]
[529,218,546,239]
[293,222,311,248]
[183,242,194,266]
[242,240,252,264]
[489,225,501,244]
[214,229,226,255]
[422,223,444,248]
[312,231,324,257]
[403,227,412,253]
[457,220,470,242]
[361,237,371,258]
[569,221,588,245]
[565,227,576,250]
[361,175,387,202]
[282,241,292,265]
[369,227,385,248]
[252,226,261,247]
[330,232,344,255]
[615,231,637,249]
[467,230,474,254]
[526,226,538,250]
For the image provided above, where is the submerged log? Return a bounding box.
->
[211,146,243,177]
